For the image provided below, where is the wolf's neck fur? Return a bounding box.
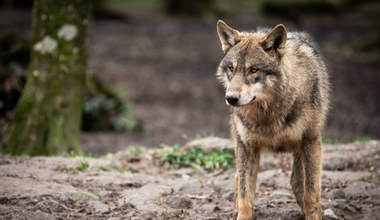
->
[231,84,297,136]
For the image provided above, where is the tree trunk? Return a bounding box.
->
[3,0,91,156]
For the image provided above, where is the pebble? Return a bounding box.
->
[271,189,292,197]
[324,208,338,219]
[89,201,110,214]
[343,181,380,199]
[166,196,192,209]
[326,189,345,200]
[223,192,234,202]
[179,183,202,194]
[68,191,98,201]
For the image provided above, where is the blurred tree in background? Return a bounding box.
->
[165,0,215,17]
[2,0,91,156]
[0,0,142,152]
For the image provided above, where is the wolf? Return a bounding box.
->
[216,20,330,220]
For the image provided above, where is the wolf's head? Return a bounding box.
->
[216,20,287,107]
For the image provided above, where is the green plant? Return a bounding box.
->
[112,164,133,174]
[125,146,142,154]
[62,150,95,158]
[57,166,70,172]
[75,161,90,171]
[63,150,80,158]
[322,138,340,145]
[354,136,372,143]
[95,165,106,171]
[160,145,234,171]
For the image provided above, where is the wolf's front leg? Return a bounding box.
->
[234,136,260,220]
[301,133,322,220]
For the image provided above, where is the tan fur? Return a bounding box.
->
[216,20,330,220]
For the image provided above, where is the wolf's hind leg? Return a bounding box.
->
[301,134,322,220]
[291,151,305,214]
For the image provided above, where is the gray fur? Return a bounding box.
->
[216,20,330,220]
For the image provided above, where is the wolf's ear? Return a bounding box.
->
[261,24,287,57]
[217,20,241,53]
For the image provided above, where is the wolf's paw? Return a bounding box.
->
[235,202,254,220]
[236,214,254,220]
[305,213,322,220]
[305,214,321,220]
[236,210,254,220]
[305,207,322,220]
[232,210,238,220]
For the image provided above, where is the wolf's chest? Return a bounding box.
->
[233,112,303,151]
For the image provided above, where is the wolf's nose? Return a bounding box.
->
[226,96,239,105]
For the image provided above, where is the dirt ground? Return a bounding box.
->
[1,137,379,220]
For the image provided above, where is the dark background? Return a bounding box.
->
[1,0,379,155]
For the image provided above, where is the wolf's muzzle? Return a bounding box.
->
[226,96,239,106]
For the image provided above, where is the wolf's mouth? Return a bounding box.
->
[250,96,257,102]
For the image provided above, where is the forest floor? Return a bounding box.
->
[1,137,379,220]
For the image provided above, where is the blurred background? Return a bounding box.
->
[1,0,379,155]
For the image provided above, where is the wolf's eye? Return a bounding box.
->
[228,65,234,72]
[249,67,259,74]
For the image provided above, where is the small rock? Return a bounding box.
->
[332,189,345,199]
[326,189,345,200]
[98,190,112,199]
[334,199,346,203]
[202,204,220,212]
[135,212,157,220]
[179,183,202,194]
[210,183,227,195]
[169,168,197,178]
[272,199,285,204]
[89,201,110,214]
[32,210,52,220]
[68,191,98,201]
[107,218,121,220]
[344,204,362,213]
[166,196,192,209]
[324,208,338,219]
[258,170,277,182]
[0,197,9,204]
[271,189,292,197]
[343,181,380,200]
[363,197,380,205]
[223,192,234,202]
[213,206,220,211]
